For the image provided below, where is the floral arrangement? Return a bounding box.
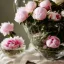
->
[0,0,64,60]
[14,0,64,60]
[0,22,25,56]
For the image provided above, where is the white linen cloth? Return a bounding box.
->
[0,43,64,64]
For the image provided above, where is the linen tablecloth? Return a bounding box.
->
[0,43,64,64]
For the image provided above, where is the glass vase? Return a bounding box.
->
[14,0,64,60]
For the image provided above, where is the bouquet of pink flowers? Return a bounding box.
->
[14,0,64,60]
[0,22,25,56]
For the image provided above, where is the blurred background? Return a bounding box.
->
[0,0,30,48]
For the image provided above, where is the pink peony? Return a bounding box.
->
[14,8,28,23]
[0,22,14,36]
[1,36,24,50]
[39,0,51,10]
[46,36,60,48]
[32,7,47,20]
[48,12,61,21]
[25,1,37,13]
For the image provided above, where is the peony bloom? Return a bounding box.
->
[1,36,24,50]
[14,8,28,23]
[46,36,60,48]
[48,12,61,21]
[0,22,14,36]
[25,1,37,13]
[32,7,47,20]
[39,0,51,10]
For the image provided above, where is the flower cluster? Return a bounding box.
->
[14,0,64,59]
[14,0,64,49]
[14,0,63,24]
[0,22,25,51]
[0,0,64,59]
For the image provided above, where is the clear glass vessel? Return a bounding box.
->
[14,0,64,60]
